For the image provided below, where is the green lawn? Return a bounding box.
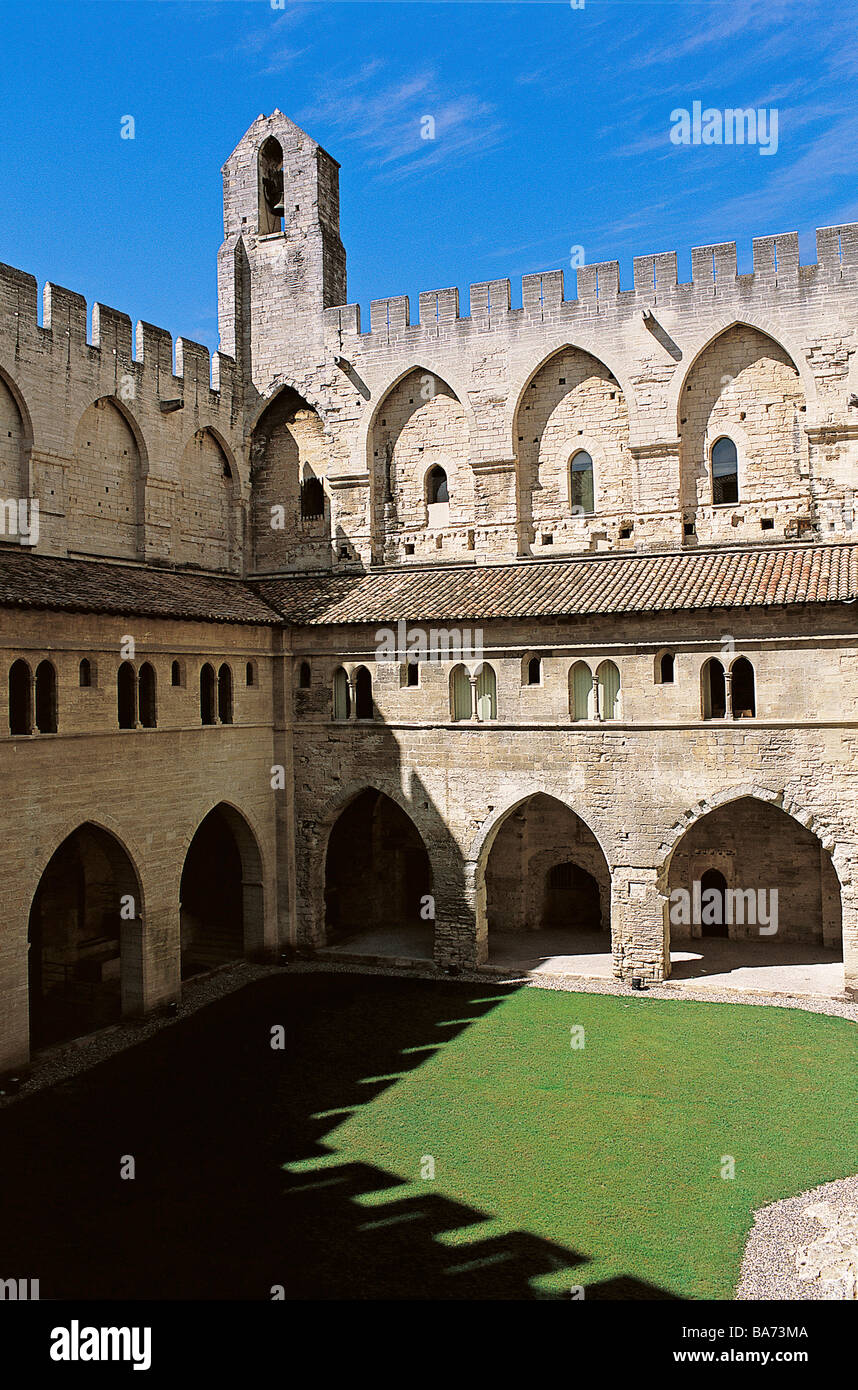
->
[319,987,858,1299]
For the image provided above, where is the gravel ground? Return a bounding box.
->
[736,1174,858,1300]
[4,954,854,1110]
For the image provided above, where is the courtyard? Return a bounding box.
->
[2,969,855,1300]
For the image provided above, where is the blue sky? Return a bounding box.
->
[0,0,855,356]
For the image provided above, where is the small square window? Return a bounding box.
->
[405,542,415,556]
[760,518,774,531]
[684,522,696,537]
[541,533,553,545]
[619,526,632,539]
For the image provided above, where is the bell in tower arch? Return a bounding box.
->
[257,135,285,233]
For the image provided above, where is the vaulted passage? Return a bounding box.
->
[180,805,263,977]
[667,797,843,992]
[483,794,611,974]
[323,789,433,960]
[28,825,142,1048]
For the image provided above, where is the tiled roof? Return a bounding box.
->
[254,543,858,626]
[0,548,281,625]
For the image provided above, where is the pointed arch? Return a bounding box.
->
[667,317,817,434]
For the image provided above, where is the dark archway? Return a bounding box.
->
[323,789,433,959]
[117,661,136,729]
[179,805,263,978]
[9,659,31,735]
[28,824,142,1048]
[699,869,729,938]
[35,660,57,733]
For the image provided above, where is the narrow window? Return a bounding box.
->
[298,661,311,689]
[247,661,258,687]
[427,466,449,504]
[450,664,472,721]
[659,652,675,684]
[300,477,325,519]
[702,658,726,719]
[200,663,216,725]
[731,657,756,718]
[406,661,419,687]
[597,660,620,720]
[475,664,497,721]
[569,661,592,721]
[79,658,92,688]
[138,662,157,728]
[218,664,234,725]
[354,666,373,720]
[332,667,350,721]
[34,661,58,733]
[118,661,137,729]
[570,451,595,515]
[171,660,181,687]
[9,659,32,735]
[526,656,541,686]
[258,135,284,235]
[711,437,738,505]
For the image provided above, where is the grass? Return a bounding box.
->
[320,985,858,1299]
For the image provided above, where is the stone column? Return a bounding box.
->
[433,858,483,969]
[725,667,734,720]
[610,866,668,983]
[469,673,478,721]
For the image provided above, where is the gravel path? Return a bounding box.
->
[736,1175,858,1300]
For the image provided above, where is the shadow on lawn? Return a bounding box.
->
[0,970,679,1300]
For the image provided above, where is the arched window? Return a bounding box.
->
[332,667,350,721]
[298,661,311,689]
[526,656,542,686]
[247,661,258,687]
[731,656,756,718]
[171,660,182,687]
[218,664,234,725]
[702,658,726,719]
[658,652,675,684]
[354,666,373,720]
[257,135,284,235]
[138,662,157,728]
[200,663,216,726]
[569,661,592,721]
[34,661,57,733]
[711,437,738,505]
[118,661,137,729]
[79,658,92,688]
[9,659,32,736]
[427,466,449,504]
[597,660,620,720]
[475,664,497,721]
[300,477,325,519]
[570,451,595,515]
[450,664,472,722]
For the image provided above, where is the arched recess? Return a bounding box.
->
[477,792,611,966]
[28,822,145,1048]
[69,396,145,559]
[175,428,241,572]
[322,787,433,959]
[676,323,808,515]
[510,345,633,550]
[0,364,33,500]
[368,366,472,555]
[250,385,331,570]
[179,803,264,976]
[661,794,843,973]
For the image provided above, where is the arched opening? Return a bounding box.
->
[483,793,611,974]
[138,662,157,728]
[332,666,350,720]
[450,664,472,721]
[251,387,330,569]
[711,436,738,505]
[354,666,373,720]
[171,660,182,687]
[596,660,620,720]
[70,398,142,560]
[658,652,675,684]
[176,429,238,572]
[569,450,595,515]
[258,135,284,235]
[247,661,258,688]
[731,657,756,718]
[0,370,28,500]
[322,789,433,960]
[300,476,325,520]
[9,659,32,735]
[526,656,542,686]
[297,660,311,689]
[475,664,497,721]
[667,797,843,994]
[34,660,57,733]
[28,824,142,1048]
[217,664,234,725]
[426,465,449,504]
[569,661,592,721]
[79,658,92,688]
[117,661,136,729]
[200,663,216,725]
[702,658,726,719]
[180,805,263,977]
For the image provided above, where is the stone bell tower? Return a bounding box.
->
[217,111,347,393]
